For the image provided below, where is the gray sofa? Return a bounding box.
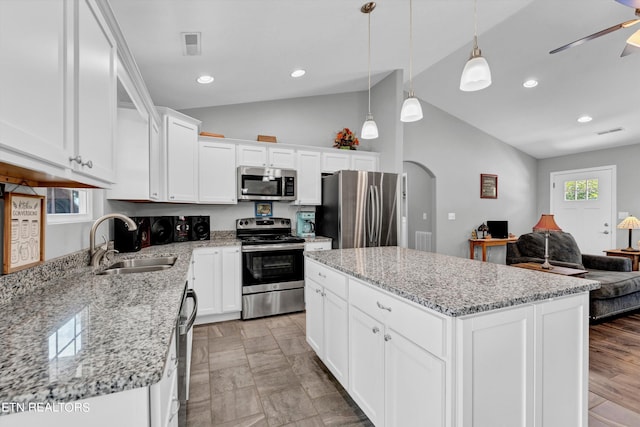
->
[506,232,640,321]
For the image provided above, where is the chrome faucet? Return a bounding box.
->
[89,213,137,267]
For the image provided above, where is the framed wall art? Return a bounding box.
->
[480,174,498,199]
[254,201,273,217]
[3,192,45,273]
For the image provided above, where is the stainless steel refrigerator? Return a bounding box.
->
[317,170,398,249]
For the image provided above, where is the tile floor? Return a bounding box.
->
[188,311,640,427]
[187,312,372,427]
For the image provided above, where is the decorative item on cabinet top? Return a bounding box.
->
[334,128,359,150]
[200,131,225,138]
[257,135,278,143]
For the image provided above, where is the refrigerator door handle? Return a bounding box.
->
[375,185,382,246]
[368,185,376,245]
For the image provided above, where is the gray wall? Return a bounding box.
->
[403,101,538,260]
[537,142,640,249]
[182,91,375,152]
[370,70,403,174]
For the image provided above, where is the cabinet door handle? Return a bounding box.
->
[372,326,380,334]
[384,334,392,342]
[69,155,82,164]
[166,355,178,378]
[377,301,392,312]
[315,288,322,294]
[81,159,93,168]
[168,399,180,422]
[317,272,326,279]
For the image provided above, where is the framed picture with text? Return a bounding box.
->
[3,192,45,273]
[480,174,498,199]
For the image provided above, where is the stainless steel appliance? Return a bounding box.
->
[236,217,306,319]
[237,166,296,201]
[177,284,197,427]
[317,170,398,249]
[296,211,316,238]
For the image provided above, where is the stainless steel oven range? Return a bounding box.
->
[237,217,306,319]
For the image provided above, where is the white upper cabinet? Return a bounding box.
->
[236,144,267,167]
[149,120,162,200]
[161,109,200,203]
[0,0,117,186]
[295,150,321,205]
[351,153,379,172]
[0,0,70,169]
[237,144,296,169]
[268,147,296,169]
[198,140,237,204]
[322,151,351,173]
[73,0,116,183]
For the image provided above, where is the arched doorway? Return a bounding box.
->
[402,161,436,251]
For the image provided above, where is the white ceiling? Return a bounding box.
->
[109,0,640,159]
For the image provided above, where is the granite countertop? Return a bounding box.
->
[305,246,601,317]
[0,238,240,414]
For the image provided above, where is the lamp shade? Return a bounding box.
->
[400,96,423,122]
[617,215,640,229]
[533,214,562,232]
[361,114,379,139]
[459,54,492,92]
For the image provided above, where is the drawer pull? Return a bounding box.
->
[317,272,327,279]
[315,288,322,294]
[384,334,392,342]
[376,301,392,312]
[372,326,380,334]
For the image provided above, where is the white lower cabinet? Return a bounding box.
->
[304,260,349,389]
[304,241,332,252]
[191,246,242,324]
[305,259,590,427]
[349,277,449,427]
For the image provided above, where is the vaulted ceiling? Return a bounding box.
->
[109,0,640,159]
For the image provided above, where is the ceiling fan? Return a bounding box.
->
[550,0,640,56]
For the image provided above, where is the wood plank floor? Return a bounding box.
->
[187,312,640,426]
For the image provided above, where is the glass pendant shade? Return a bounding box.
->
[460,47,492,92]
[361,113,379,139]
[400,95,423,122]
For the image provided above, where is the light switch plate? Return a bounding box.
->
[619,211,629,219]
[448,213,456,220]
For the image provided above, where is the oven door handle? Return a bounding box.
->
[242,243,306,252]
[180,288,198,335]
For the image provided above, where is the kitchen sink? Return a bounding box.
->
[97,256,178,275]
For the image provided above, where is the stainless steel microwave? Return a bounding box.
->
[237,166,297,201]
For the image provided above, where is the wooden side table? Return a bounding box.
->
[603,249,640,271]
[469,237,518,262]
[511,262,588,277]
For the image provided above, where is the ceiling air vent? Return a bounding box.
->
[596,127,624,136]
[181,32,201,56]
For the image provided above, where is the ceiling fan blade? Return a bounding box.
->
[621,43,640,56]
[549,20,638,54]
[615,0,640,8]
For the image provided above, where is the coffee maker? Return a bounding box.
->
[296,211,315,238]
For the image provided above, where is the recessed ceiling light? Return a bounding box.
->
[290,69,306,78]
[577,115,593,123]
[197,75,214,84]
[523,79,538,88]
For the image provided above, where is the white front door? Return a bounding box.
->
[550,165,616,255]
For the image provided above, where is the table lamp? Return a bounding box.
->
[532,214,562,269]
[477,223,489,239]
[617,215,640,252]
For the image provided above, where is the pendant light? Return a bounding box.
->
[361,2,378,140]
[400,0,423,122]
[459,0,492,92]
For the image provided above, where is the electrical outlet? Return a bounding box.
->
[448,213,456,220]
[422,213,427,220]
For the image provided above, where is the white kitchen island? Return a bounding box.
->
[304,247,601,427]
